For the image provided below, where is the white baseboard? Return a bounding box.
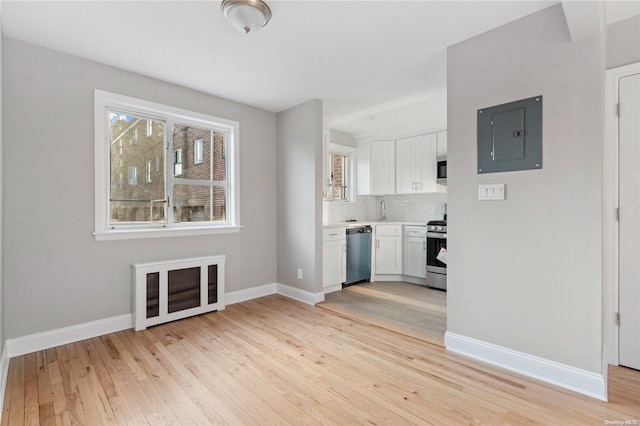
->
[6,314,133,358]
[323,284,342,294]
[402,276,428,286]
[0,345,9,414]
[445,332,607,401]
[3,282,323,361]
[372,274,404,282]
[225,283,277,305]
[276,283,324,305]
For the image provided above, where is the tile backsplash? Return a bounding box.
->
[324,192,447,224]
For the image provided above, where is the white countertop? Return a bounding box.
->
[323,221,428,229]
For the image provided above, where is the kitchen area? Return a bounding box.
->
[322,125,448,340]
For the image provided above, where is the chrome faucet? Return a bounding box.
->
[379,200,386,222]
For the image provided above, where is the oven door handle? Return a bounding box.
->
[427,232,447,239]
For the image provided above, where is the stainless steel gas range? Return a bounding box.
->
[426,220,447,290]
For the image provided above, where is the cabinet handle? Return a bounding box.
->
[329,233,338,236]
[377,239,380,249]
[343,243,346,253]
[423,241,426,250]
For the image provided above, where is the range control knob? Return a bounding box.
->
[437,226,443,231]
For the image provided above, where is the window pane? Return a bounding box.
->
[173,124,212,181]
[213,131,226,182]
[110,111,165,224]
[331,153,347,200]
[172,184,226,223]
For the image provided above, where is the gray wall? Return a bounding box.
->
[3,38,277,339]
[447,5,603,373]
[607,15,640,69]
[276,100,323,293]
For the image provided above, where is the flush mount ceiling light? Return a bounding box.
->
[221,0,272,34]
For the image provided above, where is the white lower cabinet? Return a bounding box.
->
[374,225,402,275]
[403,226,427,278]
[323,228,346,293]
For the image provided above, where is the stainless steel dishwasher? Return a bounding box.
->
[344,225,372,286]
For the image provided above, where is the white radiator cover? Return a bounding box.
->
[132,255,226,331]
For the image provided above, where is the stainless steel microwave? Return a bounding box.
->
[437,160,447,185]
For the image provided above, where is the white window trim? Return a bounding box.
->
[94,89,241,241]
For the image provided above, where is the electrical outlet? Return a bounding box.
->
[297,268,303,279]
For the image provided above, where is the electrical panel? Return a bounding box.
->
[477,96,542,174]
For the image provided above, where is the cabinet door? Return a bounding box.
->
[323,239,345,288]
[404,237,427,278]
[437,131,448,158]
[376,236,402,274]
[356,141,371,195]
[370,140,395,195]
[415,133,438,193]
[395,137,415,194]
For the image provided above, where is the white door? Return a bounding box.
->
[370,140,395,195]
[323,239,345,289]
[415,133,438,193]
[403,237,426,278]
[619,71,640,370]
[396,137,416,194]
[375,236,401,274]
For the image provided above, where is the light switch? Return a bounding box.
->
[479,184,506,201]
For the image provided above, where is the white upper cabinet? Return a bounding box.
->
[396,133,437,194]
[357,140,395,195]
[437,130,447,159]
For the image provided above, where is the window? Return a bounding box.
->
[325,143,355,202]
[173,149,183,176]
[145,160,152,183]
[94,90,240,240]
[194,139,204,164]
[127,166,138,185]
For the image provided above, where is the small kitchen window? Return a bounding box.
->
[326,143,355,202]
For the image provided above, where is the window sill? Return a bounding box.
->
[93,225,241,241]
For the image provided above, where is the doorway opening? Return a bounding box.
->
[603,62,640,377]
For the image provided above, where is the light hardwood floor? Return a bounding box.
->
[324,281,447,340]
[2,295,639,425]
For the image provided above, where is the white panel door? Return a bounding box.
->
[403,237,426,278]
[323,239,345,289]
[619,72,640,370]
[437,131,448,158]
[415,133,438,193]
[375,236,402,274]
[396,137,416,194]
[370,140,395,195]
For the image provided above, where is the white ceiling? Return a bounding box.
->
[2,1,638,138]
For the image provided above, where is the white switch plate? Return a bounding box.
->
[297,268,303,279]
[479,184,506,201]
